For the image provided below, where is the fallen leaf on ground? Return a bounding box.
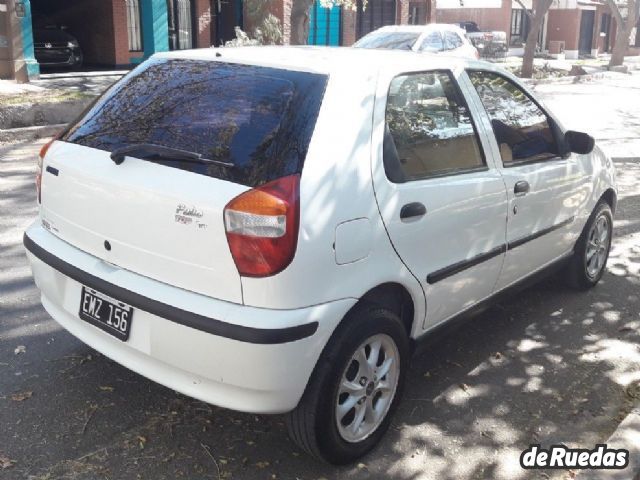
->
[11,391,32,402]
[99,386,114,392]
[14,345,26,355]
[357,463,367,469]
[255,461,269,469]
[137,436,147,449]
[0,455,16,469]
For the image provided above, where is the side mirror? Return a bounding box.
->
[565,130,595,155]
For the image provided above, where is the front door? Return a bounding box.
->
[214,0,243,46]
[579,10,595,55]
[356,0,396,40]
[466,70,588,291]
[372,69,508,329]
[167,0,194,50]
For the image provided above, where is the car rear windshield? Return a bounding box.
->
[353,32,420,50]
[62,58,328,187]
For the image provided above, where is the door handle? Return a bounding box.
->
[400,202,427,221]
[514,180,530,196]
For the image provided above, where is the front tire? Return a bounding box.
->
[285,304,410,464]
[567,201,613,289]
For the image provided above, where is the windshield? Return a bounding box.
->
[63,58,328,187]
[353,31,420,50]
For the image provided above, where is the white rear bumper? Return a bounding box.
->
[24,223,355,413]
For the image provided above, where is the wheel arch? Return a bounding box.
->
[352,282,416,338]
[599,188,617,214]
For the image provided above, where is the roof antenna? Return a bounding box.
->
[215,51,222,58]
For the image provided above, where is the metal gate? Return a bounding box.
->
[356,0,396,40]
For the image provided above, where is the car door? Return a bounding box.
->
[463,69,590,291]
[371,68,509,330]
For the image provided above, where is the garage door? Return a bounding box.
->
[356,0,396,39]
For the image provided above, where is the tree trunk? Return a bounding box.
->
[521,9,547,78]
[290,0,315,45]
[608,0,638,67]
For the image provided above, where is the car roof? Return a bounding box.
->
[154,45,487,76]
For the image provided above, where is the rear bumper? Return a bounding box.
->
[24,223,355,413]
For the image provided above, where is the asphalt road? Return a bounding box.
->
[1,73,639,480]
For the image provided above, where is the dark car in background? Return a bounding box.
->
[34,26,83,69]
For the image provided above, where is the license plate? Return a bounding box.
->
[79,287,134,341]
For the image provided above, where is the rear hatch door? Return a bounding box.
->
[40,58,327,303]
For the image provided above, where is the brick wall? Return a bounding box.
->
[546,9,581,51]
[195,0,212,47]
[435,0,512,37]
[342,7,357,45]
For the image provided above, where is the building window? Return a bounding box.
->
[510,9,528,47]
[126,0,143,51]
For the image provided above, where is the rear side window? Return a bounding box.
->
[444,31,463,50]
[63,59,328,187]
[467,70,559,165]
[384,70,485,182]
[420,31,444,52]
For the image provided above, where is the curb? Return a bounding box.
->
[0,124,66,144]
[577,407,640,480]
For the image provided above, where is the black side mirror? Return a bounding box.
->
[565,130,595,155]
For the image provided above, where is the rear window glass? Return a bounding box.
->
[353,32,420,50]
[63,58,328,187]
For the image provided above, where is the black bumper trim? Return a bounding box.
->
[23,233,318,344]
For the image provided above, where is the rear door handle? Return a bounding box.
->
[400,202,427,221]
[514,180,530,196]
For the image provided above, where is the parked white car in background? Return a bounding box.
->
[26,47,616,464]
[353,24,479,59]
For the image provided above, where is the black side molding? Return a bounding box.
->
[46,166,59,176]
[23,234,318,345]
[426,217,575,285]
[427,244,506,285]
[507,216,575,250]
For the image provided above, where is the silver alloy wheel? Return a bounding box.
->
[335,333,400,443]
[585,213,610,279]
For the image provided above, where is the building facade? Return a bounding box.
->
[436,0,639,59]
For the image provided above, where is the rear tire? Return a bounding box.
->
[285,304,410,464]
[567,201,613,289]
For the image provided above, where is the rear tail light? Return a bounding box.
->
[36,136,58,204]
[224,174,300,277]
[484,33,494,42]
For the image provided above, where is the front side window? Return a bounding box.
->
[384,71,485,182]
[420,31,444,52]
[468,70,559,165]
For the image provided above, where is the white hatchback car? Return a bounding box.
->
[26,47,616,464]
[353,24,479,59]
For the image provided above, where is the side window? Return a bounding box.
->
[467,70,559,165]
[444,31,463,50]
[420,32,444,52]
[384,71,486,182]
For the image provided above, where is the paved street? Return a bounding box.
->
[1,73,639,480]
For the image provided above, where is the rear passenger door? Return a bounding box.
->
[371,69,509,330]
[464,70,588,291]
